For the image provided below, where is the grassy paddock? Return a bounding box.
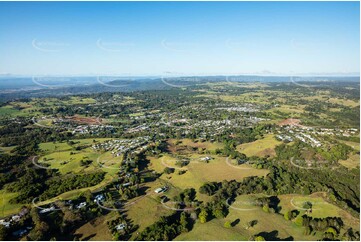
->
[237,134,282,158]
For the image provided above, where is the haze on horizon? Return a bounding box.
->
[0,1,359,76]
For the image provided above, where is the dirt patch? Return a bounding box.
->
[278,118,303,127]
[260,148,276,157]
[66,115,102,125]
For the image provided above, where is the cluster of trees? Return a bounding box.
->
[163,167,175,174]
[40,172,105,200]
[341,228,360,241]
[0,154,28,189]
[119,185,139,200]
[244,153,360,217]
[199,182,221,196]
[175,159,190,167]
[283,210,299,221]
[7,168,55,203]
[276,139,353,165]
[7,169,105,203]
[254,196,281,213]
[302,215,344,240]
[173,188,196,205]
[107,213,138,240]
[135,212,191,240]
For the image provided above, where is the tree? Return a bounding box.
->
[164,167,175,174]
[0,225,8,240]
[179,212,189,232]
[325,227,337,237]
[304,226,312,235]
[262,204,270,213]
[246,220,258,229]
[212,207,226,219]
[224,221,232,228]
[303,201,312,210]
[28,208,50,240]
[255,235,265,241]
[198,209,209,223]
[284,211,291,220]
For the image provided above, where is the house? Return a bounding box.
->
[155,188,163,193]
[94,194,105,203]
[11,215,21,222]
[0,219,10,228]
[200,156,212,162]
[76,202,87,209]
[115,223,126,231]
[122,182,132,187]
[39,206,56,214]
[155,186,168,194]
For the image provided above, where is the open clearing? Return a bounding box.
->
[237,134,282,158]
[339,153,360,169]
[278,193,360,229]
[176,193,319,241]
[0,190,24,217]
[148,154,269,191]
[74,212,115,241]
[38,149,100,174]
[167,139,223,153]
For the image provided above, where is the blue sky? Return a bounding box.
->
[0,1,359,76]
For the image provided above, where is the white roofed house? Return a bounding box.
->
[115,223,127,231]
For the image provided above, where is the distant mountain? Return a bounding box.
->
[0,75,359,102]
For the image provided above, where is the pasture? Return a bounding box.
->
[237,134,282,158]
[148,153,269,191]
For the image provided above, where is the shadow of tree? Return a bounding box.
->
[231,218,240,227]
[256,230,294,241]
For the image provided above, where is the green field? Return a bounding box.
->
[149,153,269,193]
[176,193,319,241]
[0,190,24,217]
[0,146,16,154]
[237,134,283,158]
[0,106,23,117]
[278,193,360,230]
[38,150,99,174]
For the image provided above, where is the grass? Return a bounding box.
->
[148,154,269,192]
[0,190,24,218]
[38,149,99,174]
[237,134,282,158]
[327,98,360,108]
[74,212,115,241]
[176,193,319,241]
[338,140,360,151]
[267,105,306,114]
[0,106,23,116]
[127,194,173,239]
[67,97,97,105]
[168,138,223,152]
[39,141,73,153]
[339,154,360,169]
[175,180,359,241]
[39,138,113,153]
[175,219,248,240]
[278,193,360,230]
[0,146,16,154]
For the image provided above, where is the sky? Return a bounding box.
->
[0,1,359,76]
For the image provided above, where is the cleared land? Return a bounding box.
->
[0,190,24,217]
[176,193,319,241]
[149,154,269,192]
[278,193,360,229]
[236,134,282,158]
